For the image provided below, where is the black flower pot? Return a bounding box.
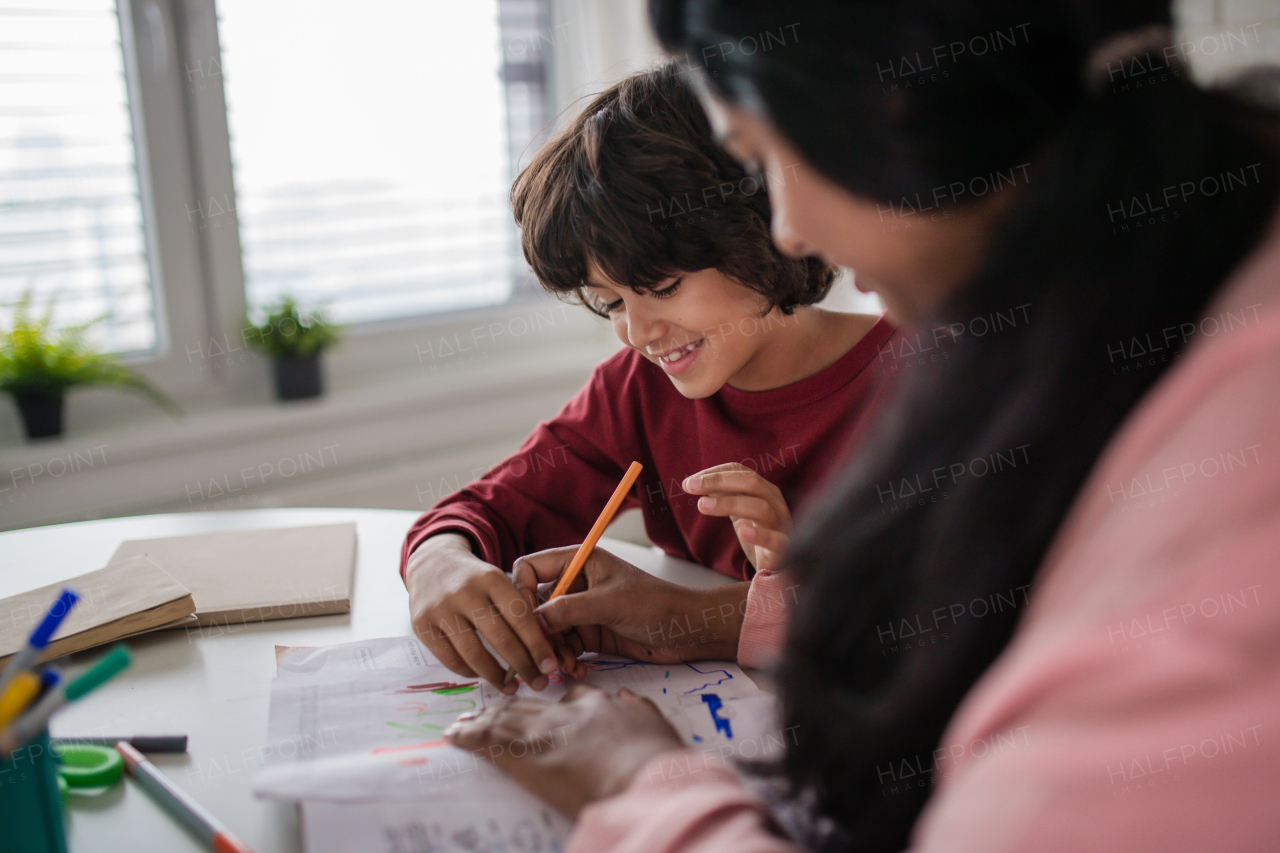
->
[272,352,324,400]
[15,393,65,439]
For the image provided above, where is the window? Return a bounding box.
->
[216,0,523,325]
[0,0,575,447]
[0,0,156,354]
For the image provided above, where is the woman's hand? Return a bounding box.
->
[443,684,683,818]
[513,547,749,677]
[683,463,793,573]
[406,533,576,692]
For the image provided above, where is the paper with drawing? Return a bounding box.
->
[255,636,784,803]
[301,797,571,853]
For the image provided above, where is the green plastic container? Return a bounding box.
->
[0,730,68,853]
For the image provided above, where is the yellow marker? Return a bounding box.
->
[0,671,41,731]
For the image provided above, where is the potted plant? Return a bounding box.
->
[0,292,179,440]
[246,297,343,401]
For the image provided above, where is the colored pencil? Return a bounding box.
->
[0,670,42,731]
[0,645,130,754]
[501,461,643,686]
[36,667,61,700]
[116,741,255,853]
[54,735,187,753]
[0,588,77,695]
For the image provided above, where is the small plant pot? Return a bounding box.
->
[14,393,65,440]
[272,352,324,400]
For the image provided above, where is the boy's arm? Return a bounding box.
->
[400,352,641,583]
[399,420,629,581]
[400,356,644,687]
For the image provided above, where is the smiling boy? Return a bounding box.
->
[399,63,894,691]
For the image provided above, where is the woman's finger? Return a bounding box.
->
[616,687,665,716]
[561,682,602,703]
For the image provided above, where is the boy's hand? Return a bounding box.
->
[405,533,572,692]
[513,547,748,674]
[683,463,793,573]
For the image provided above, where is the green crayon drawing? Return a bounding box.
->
[433,685,478,696]
[386,695,478,736]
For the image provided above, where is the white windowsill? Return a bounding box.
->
[0,313,619,530]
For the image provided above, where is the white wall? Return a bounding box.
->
[3,0,1274,536]
[1175,0,1280,81]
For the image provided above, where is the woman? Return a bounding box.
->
[445,2,1280,850]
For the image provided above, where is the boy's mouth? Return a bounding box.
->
[652,339,704,375]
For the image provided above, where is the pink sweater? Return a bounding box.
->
[574,219,1280,852]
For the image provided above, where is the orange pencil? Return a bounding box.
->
[501,461,643,686]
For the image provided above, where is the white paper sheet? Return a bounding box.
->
[260,741,544,806]
[275,635,434,681]
[255,636,786,805]
[301,796,573,853]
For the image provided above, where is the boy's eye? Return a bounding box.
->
[604,298,624,312]
[651,277,683,300]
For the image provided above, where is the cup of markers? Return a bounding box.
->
[0,589,133,853]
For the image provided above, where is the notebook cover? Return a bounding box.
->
[108,522,357,627]
[0,556,196,665]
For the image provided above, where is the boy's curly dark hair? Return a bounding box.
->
[511,62,834,317]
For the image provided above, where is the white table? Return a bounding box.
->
[0,508,735,853]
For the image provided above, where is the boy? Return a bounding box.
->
[401,63,894,692]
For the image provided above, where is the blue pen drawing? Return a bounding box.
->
[701,694,733,739]
[582,658,652,673]
[680,661,735,694]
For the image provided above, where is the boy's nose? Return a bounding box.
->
[624,306,666,351]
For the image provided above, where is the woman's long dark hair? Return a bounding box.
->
[653,2,1280,851]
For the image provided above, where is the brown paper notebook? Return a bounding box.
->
[108,523,357,627]
[0,556,196,665]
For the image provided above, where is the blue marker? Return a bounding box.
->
[701,694,733,739]
[0,588,78,695]
[38,668,61,697]
[0,645,131,754]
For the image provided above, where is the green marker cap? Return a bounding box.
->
[65,645,131,702]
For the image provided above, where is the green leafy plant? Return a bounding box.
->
[245,297,343,358]
[0,291,178,413]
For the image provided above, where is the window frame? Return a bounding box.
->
[111,0,587,408]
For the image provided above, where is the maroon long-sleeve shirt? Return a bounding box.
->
[400,316,895,583]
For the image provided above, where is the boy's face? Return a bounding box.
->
[585,262,787,399]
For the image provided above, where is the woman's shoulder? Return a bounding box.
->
[916,305,1280,853]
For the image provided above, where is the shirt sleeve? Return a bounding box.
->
[570,750,805,853]
[908,509,1280,852]
[737,568,796,670]
[400,353,640,581]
